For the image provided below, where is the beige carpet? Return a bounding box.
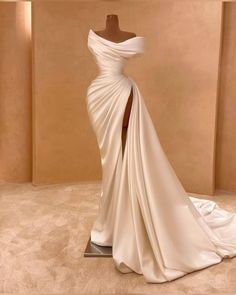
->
[0,181,236,294]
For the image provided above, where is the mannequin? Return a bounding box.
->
[94,14,136,156]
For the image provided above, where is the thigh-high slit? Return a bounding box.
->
[121,86,133,158]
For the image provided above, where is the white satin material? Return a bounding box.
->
[86,29,236,283]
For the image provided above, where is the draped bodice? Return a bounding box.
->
[87,29,145,77]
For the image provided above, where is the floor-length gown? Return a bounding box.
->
[86,28,236,283]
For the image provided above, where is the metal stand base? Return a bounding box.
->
[84,236,112,257]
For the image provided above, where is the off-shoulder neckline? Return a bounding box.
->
[89,29,144,45]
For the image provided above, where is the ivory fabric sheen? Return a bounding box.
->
[86,29,236,283]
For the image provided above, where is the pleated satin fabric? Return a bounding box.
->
[86,29,236,283]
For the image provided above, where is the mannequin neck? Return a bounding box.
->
[105,14,120,32]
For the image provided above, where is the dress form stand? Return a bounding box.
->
[84,236,112,257]
[84,14,136,258]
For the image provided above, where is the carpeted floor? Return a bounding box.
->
[0,181,236,294]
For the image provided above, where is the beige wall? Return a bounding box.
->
[1,1,236,195]
[216,2,236,193]
[32,1,222,194]
[32,2,101,184]
[133,1,222,194]
[0,2,32,183]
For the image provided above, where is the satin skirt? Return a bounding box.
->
[86,73,236,283]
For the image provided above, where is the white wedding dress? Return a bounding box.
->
[86,28,236,283]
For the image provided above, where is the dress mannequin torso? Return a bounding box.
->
[93,14,136,155]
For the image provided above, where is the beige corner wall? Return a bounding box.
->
[3,1,234,195]
[0,2,32,183]
[216,2,236,193]
[32,1,222,194]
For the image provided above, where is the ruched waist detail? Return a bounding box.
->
[95,58,126,77]
[99,67,124,76]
